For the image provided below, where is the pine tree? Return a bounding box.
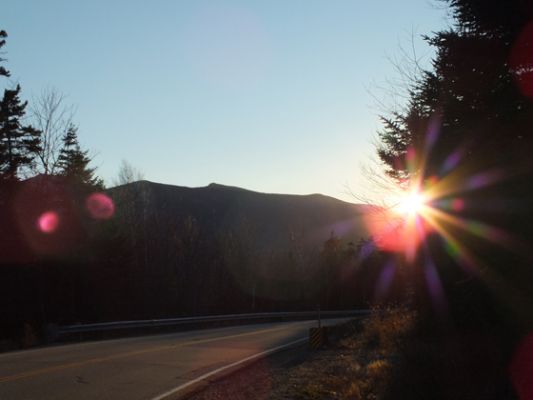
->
[374,5,533,397]
[0,30,10,78]
[57,124,103,189]
[0,30,41,180]
[378,1,533,181]
[376,0,533,341]
[0,85,41,180]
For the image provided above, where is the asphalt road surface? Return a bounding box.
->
[0,318,345,400]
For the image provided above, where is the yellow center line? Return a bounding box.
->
[0,322,305,384]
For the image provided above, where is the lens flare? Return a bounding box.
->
[397,191,427,216]
[424,259,448,315]
[375,260,396,301]
[362,110,522,323]
[38,211,59,234]
[86,193,115,220]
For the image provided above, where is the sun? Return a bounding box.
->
[397,190,427,216]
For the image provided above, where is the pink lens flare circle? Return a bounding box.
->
[38,211,60,234]
[86,193,115,220]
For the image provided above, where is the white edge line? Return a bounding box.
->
[150,337,307,400]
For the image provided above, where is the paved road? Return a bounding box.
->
[0,318,344,400]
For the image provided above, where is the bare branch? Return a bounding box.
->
[29,87,76,175]
[113,159,145,187]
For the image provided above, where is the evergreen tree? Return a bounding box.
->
[375,6,533,397]
[0,31,41,180]
[0,30,10,78]
[0,30,41,180]
[377,1,533,276]
[0,85,41,180]
[378,1,533,182]
[57,124,103,188]
[376,0,533,367]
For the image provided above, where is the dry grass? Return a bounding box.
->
[188,307,418,400]
[189,306,517,399]
[285,306,417,399]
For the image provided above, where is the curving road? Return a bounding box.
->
[0,318,344,400]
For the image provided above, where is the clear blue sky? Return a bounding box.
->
[2,0,449,202]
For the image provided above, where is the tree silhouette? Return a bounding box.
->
[0,31,41,180]
[0,30,9,78]
[0,85,41,181]
[376,2,533,397]
[378,1,533,181]
[30,88,75,175]
[113,159,144,186]
[57,124,103,188]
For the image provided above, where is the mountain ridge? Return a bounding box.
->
[110,179,365,207]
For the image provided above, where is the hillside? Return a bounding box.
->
[98,181,372,319]
[109,180,369,251]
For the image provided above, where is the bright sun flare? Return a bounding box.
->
[398,191,426,216]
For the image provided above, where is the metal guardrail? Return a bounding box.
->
[57,309,370,336]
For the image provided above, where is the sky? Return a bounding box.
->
[2,0,450,202]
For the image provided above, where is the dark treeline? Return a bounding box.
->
[1,177,393,349]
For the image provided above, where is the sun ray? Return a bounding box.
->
[423,206,519,251]
[420,208,481,274]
